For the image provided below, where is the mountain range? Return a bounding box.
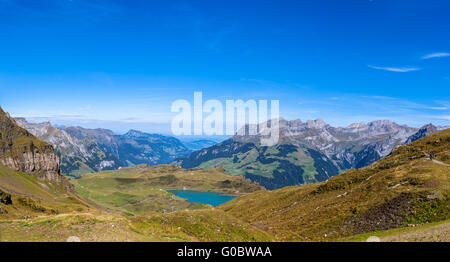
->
[15,119,197,178]
[9,114,448,190]
[175,118,446,189]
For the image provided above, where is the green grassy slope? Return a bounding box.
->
[0,209,273,242]
[220,129,450,241]
[71,164,263,215]
[129,209,272,242]
[0,165,92,219]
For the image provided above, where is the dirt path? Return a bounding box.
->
[432,159,450,167]
[0,184,43,201]
[381,222,450,242]
[420,151,450,167]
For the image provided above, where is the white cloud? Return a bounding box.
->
[429,115,450,120]
[421,52,450,60]
[426,106,448,110]
[368,65,421,72]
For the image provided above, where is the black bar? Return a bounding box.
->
[0,242,447,261]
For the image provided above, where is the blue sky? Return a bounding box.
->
[0,0,449,134]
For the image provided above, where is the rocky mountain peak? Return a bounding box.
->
[13,117,27,125]
[405,123,439,144]
[1,108,11,119]
[306,118,327,129]
[367,119,397,129]
[422,123,437,130]
[64,126,116,141]
[368,119,393,125]
[124,129,147,138]
[346,122,366,129]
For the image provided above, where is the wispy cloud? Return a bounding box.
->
[428,115,450,120]
[421,52,450,60]
[361,95,397,100]
[427,106,449,110]
[360,96,449,111]
[368,65,421,73]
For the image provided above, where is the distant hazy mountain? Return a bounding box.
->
[174,118,419,189]
[64,127,191,168]
[117,129,191,166]
[179,139,219,151]
[17,120,192,178]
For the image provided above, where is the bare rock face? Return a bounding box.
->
[0,107,67,186]
[0,150,63,183]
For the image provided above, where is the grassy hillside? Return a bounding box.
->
[129,209,272,242]
[220,129,450,241]
[71,164,263,215]
[0,209,272,242]
[0,165,92,219]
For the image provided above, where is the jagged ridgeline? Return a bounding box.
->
[175,118,427,189]
[220,128,450,241]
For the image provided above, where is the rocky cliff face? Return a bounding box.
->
[0,150,62,181]
[0,107,65,185]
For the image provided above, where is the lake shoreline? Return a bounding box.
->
[168,189,239,207]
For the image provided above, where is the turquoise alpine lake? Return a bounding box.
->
[168,190,238,207]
